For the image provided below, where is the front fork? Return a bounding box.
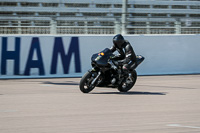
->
[89,68,101,87]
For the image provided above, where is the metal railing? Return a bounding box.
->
[0,17,200,34]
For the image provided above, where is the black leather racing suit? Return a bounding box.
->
[110,40,137,71]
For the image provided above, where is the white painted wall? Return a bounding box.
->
[127,35,200,75]
[0,34,200,79]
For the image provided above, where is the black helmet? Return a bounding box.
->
[113,34,125,48]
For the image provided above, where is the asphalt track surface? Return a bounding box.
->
[0,75,200,133]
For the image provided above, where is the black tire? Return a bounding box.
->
[117,70,137,92]
[79,71,96,93]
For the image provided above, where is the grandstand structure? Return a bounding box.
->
[0,0,200,34]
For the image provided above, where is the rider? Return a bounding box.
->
[110,34,137,75]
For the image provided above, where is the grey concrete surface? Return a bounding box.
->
[0,75,200,133]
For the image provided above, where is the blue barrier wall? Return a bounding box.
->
[0,35,200,79]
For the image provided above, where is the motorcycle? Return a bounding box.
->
[79,48,144,93]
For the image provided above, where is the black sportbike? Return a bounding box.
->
[79,48,144,93]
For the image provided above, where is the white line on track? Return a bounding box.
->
[167,124,200,129]
[40,84,52,87]
[0,109,18,112]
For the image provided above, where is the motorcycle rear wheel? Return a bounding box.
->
[117,70,137,92]
[79,71,96,93]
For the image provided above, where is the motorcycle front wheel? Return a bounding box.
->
[79,71,96,93]
[117,70,137,92]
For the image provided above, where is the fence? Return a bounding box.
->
[0,17,200,34]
